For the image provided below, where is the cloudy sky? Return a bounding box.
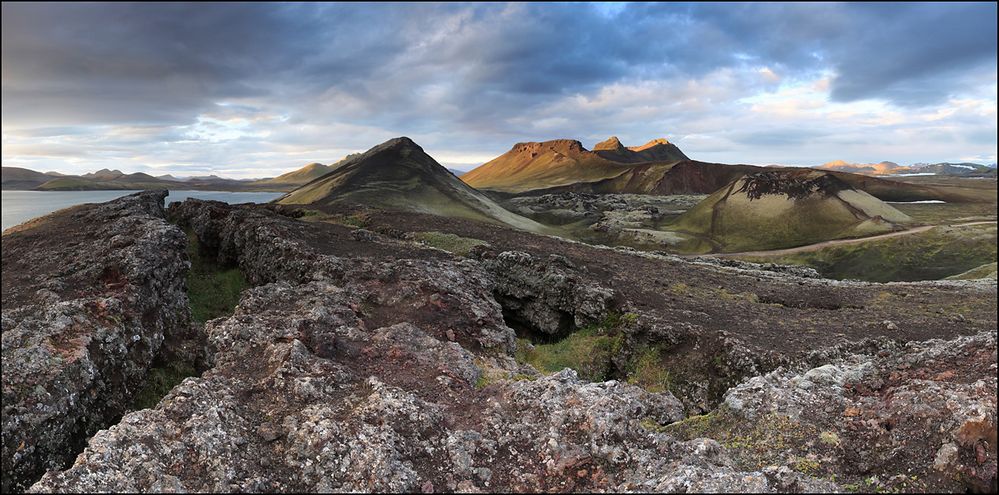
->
[2,2,996,178]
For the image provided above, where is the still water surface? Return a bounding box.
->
[1,190,284,231]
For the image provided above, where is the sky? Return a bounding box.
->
[2,2,997,178]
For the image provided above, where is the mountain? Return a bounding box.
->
[1,167,61,190]
[461,137,688,193]
[592,136,689,163]
[518,159,984,203]
[276,137,547,232]
[82,169,126,180]
[908,162,996,177]
[460,139,630,193]
[673,169,912,252]
[531,160,759,196]
[3,165,328,192]
[818,160,904,175]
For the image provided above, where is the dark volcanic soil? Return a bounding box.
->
[304,202,995,356]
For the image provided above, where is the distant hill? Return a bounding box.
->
[674,169,913,252]
[82,169,127,181]
[820,160,995,177]
[818,160,904,175]
[1,162,341,192]
[276,137,546,232]
[1,167,61,190]
[461,136,687,193]
[908,162,996,177]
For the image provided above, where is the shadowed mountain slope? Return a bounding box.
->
[515,159,987,203]
[276,137,547,232]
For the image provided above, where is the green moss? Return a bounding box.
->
[474,373,492,389]
[819,431,840,445]
[668,411,823,475]
[186,230,249,323]
[665,412,719,438]
[130,362,196,410]
[412,231,488,256]
[514,328,620,382]
[945,261,997,280]
[793,456,821,474]
[514,312,636,382]
[639,417,669,433]
[669,282,691,295]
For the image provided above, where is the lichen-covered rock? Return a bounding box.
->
[29,280,697,493]
[168,199,347,285]
[720,331,997,493]
[1,191,193,492]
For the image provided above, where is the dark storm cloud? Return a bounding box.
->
[2,2,996,174]
[829,2,998,106]
[2,2,329,124]
[4,2,995,124]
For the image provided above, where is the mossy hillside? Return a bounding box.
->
[672,174,911,253]
[945,261,998,280]
[739,224,997,282]
[892,201,997,224]
[185,230,249,323]
[276,137,549,234]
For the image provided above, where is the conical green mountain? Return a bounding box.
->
[276,137,547,232]
[674,169,913,252]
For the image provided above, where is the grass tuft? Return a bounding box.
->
[412,231,488,256]
[185,230,249,323]
[130,362,196,410]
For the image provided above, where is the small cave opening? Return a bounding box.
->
[495,294,576,345]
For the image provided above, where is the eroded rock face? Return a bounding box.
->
[483,251,615,338]
[28,280,694,493]
[1,191,193,492]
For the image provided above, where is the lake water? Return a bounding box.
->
[1,190,285,231]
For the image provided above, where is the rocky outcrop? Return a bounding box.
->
[720,331,997,492]
[483,251,615,339]
[169,199,347,285]
[28,271,695,493]
[1,191,194,492]
[6,196,996,493]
